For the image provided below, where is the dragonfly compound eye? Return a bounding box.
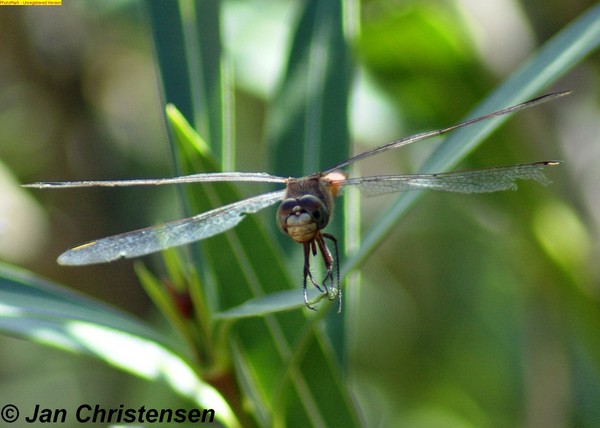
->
[276,198,298,234]
[298,194,330,229]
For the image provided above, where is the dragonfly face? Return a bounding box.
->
[277,193,329,243]
[23,91,570,312]
[276,173,343,243]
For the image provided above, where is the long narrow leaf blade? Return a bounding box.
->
[0,263,239,427]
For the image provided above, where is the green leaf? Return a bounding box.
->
[214,288,330,319]
[0,262,239,427]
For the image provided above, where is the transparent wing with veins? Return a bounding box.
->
[57,189,286,265]
[337,161,560,196]
[25,172,289,265]
[23,172,288,189]
[321,91,570,173]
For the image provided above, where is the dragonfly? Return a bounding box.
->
[25,91,569,311]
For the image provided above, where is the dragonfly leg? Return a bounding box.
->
[303,234,342,312]
[305,241,324,291]
[323,233,342,314]
[303,243,318,310]
[315,234,341,312]
[314,235,332,297]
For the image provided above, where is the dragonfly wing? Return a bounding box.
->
[322,92,570,173]
[24,172,287,188]
[58,189,286,265]
[342,161,561,196]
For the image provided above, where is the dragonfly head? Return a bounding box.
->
[277,194,330,243]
